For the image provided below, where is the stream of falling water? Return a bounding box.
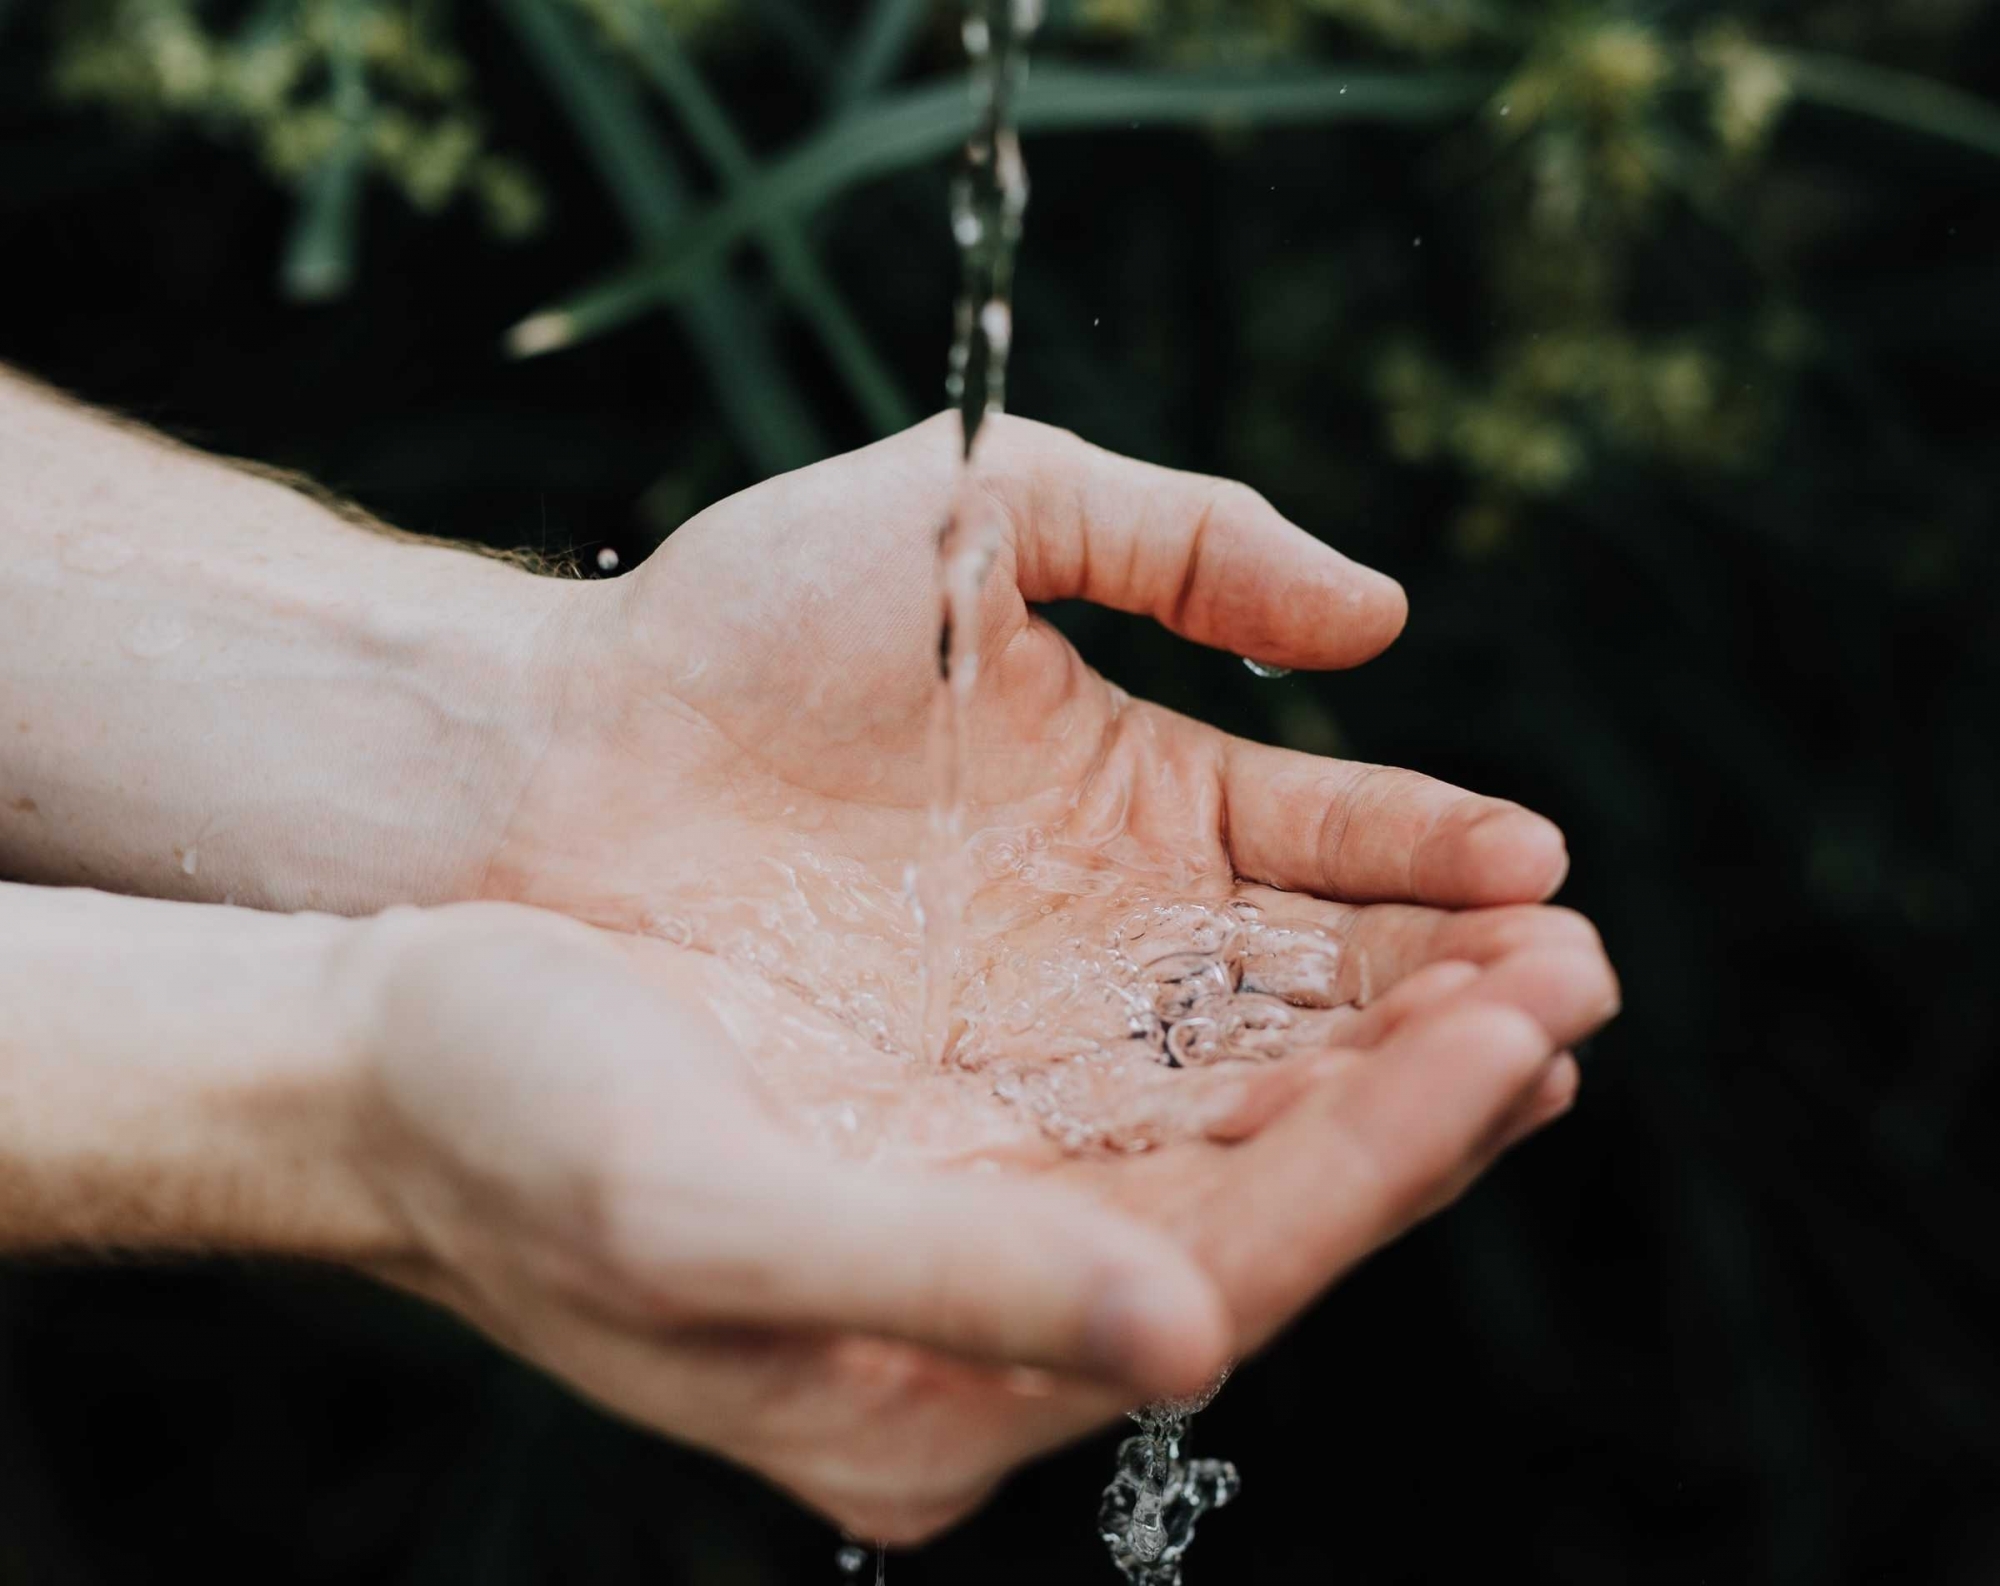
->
[912,0,1039,1073]
[906,4,1238,1582]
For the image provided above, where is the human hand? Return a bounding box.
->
[422,414,1620,1537]
[480,414,1605,1153]
[0,387,1620,1540]
[345,901,1607,1544]
[499,413,1572,937]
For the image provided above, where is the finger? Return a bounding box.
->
[1234,891,1603,991]
[1284,956,1483,1051]
[974,415,1407,669]
[1326,944,1621,1057]
[1199,1002,1558,1345]
[615,1157,1232,1403]
[1194,1057,1333,1143]
[1407,1047,1584,1222]
[1221,741,1571,906]
[1493,1052,1581,1155]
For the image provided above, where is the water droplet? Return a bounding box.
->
[1242,657,1291,678]
[979,299,1012,356]
[1499,102,1512,117]
[961,16,989,55]
[176,846,198,877]
[595,546,620,573]
[1339,83,1348,94]
[1413,235,1424,248]
[834,1543,869,1576]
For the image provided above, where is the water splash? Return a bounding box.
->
[834,1542,886,1583]
[1099,1372,1240,1585]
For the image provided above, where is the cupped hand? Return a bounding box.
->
[495,414,1572,936]
[446,415,1620,1533]
[346,900,1607,1545]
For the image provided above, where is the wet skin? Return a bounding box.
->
[417,414,1620,1539]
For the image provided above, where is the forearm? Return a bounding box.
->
[0,880,399,1258]
[0,367,576,912]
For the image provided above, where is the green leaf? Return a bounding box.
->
[607,0,916,434]
[837,0,934,108]
[1781,50,2000,165]
[280,0,367,302]
[508,65,1494,357]
[741,0,840,86]
[493,0,827,475]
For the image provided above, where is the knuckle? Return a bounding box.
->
[1208,477,1269,520]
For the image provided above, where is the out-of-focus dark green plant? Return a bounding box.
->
[44,0,2000,516]
[52,0,551,295]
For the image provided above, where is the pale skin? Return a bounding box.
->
[0,370,1617,1542]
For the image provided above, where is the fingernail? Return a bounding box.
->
[1468,807,1569,899]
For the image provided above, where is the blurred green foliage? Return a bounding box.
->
[44,0,2000,532]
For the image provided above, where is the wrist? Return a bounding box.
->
[322,533,593,912]
[0,886,410,1264]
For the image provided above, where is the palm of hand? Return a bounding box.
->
[466,416,1616,1537]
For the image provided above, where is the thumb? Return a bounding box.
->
[634,1154,1232,1401]
[973,415,1408,671]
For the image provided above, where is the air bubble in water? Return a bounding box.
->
[596,546,620,573]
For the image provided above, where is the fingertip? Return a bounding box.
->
[1456,805,1570,904]
[1495,1053,1582,1155]
[1295,548,1407,669]
[1541,1051,1582,1119]
[1351,560,1409,648]
[1083,1255,1233,1402]
[1459,944,1622,1053]
[1411,1000,1553,1091]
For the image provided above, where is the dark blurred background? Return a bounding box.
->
[5,1,2000,1581]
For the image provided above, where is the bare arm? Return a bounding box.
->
[0,875,1599,1542]
[0,877,1258,1537]
[0,879,393,1254]
[0,366,573,912]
